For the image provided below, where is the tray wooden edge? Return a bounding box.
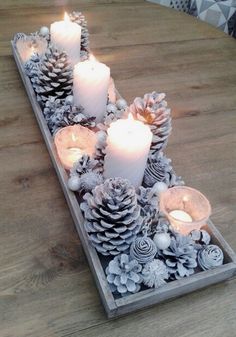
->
[11,41,118,317]
[12,41,236,319]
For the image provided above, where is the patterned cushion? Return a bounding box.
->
[147,0,190,13]
[189,0,236,34]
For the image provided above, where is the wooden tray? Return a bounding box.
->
[12,41,236,318]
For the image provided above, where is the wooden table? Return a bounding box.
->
[1,1,236,336]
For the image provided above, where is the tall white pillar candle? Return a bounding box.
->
[104,115,152,188]
[73,57,110,122]
[50,13,81,66]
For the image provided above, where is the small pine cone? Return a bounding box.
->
[130,236,157,264]
[24,53,41,77]
[31,45,73,105]
[189,229,211,250]
[127,92,172,155]
[69,11,89,55]
[198,245,224,270]
[93,130,107,172]
[142,259,169,288]
[137,186,159,236]
[106,254,142,295]
[158,234,197,279]
[143,152,184,188]
[80,178,142,256]
[71,154,99,176]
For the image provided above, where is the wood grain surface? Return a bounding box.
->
[0,0,236,336]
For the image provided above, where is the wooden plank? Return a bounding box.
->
[11,40,236,318]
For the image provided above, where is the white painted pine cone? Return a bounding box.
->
[81,178,142,256]
[130,236,157,264]
[142,259,169,288]
[198,245,224,270]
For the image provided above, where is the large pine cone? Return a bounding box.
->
[158,234,197,280]
[31,46,73,105]
[128,92,172,155]
[81,178,142,256]
[69,11,89,56]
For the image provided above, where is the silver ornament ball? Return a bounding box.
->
[151,182,168,196]
[68,175,81,191]
[39,26,49,37]
[107,103,117,114]
[153,232,171,250]
[65,95,74,105]
[116,98,127,110]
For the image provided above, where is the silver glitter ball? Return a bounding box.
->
[65,95,74,105]
[39,26,49,37]
[68,175,80,191]
[116,98,127,110]
[153,232,171,250]
[107,103,117,114]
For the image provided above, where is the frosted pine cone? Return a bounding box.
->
[31,45,73,105]
[142,259,169,288]
[137,186,159,236]
[198,245,224,270]
[189,229,211,250]
[69,11,89,56]
[81,178,142,256]
[71,154,99,176]
[24,53,41,77]
[127,92,172,155]
[130,236,157,264]
[143,152,184,188]
[93,130,107,172]
[106,254,142,295]
[44,99,96,134]
[158,234,197,279]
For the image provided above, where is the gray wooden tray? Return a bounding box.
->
[12,41,236,318]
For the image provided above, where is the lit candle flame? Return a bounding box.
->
[127,113,134,121]
[89,54,97,62]
[64,12,70,22]
[71,133,77,142]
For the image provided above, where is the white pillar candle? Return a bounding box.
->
[104,115,152,188]
[50,12,81,66]
[73,56,110,122]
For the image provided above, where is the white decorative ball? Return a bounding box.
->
[153,232,171,250]
[65,95,74,105]
[116,98,128,110]
[152,182,168,195]
[39,26,49,37]
[68,175,81,191]
[107,103,117,114]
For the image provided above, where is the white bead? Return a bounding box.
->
[116,98,127,110]
[107,103,117,114]
[153,232,171,250]
[152,182,168,195]
[65,95,74,105]
[39,26,49,37]
[68,175,81,191]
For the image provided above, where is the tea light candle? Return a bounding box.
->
[50,12,81,66]
[54,125,97,170]
[160,186,211,235]
[73,56,110,122]
[104,114,152,188]
[169,210,193,223]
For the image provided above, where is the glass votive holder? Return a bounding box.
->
[159,186,211,235]
[54,125,97,170]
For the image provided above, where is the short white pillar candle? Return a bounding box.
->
[104,115,152,188]
[50,12,81,66]
[73,56,110,122]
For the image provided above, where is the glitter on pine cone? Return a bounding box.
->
[80,178,143,256]
[127,92,172,155]
[31,45,73,105]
